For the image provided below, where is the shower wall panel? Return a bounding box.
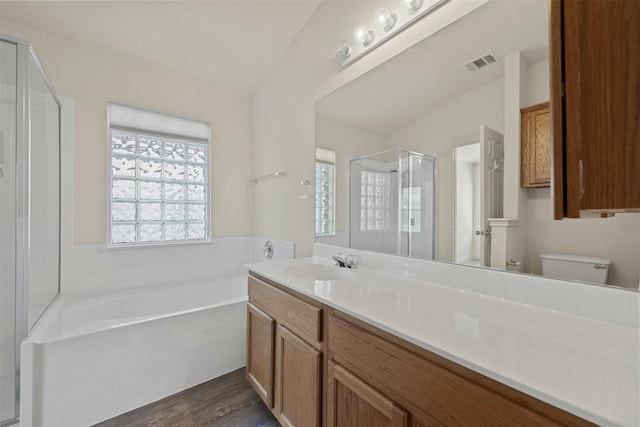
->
[0,38,18,426]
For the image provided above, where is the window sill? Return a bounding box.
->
[100,239,214,251]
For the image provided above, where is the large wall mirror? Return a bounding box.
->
[315,0,640,289]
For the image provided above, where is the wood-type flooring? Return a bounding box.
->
[93,368,280,427]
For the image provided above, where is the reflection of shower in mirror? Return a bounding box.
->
[349,148,436,259]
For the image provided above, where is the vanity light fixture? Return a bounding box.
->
[402,0,423,13]
[337,0,448,66]
[353,25,373,46]
[375,8,396,32]
[336,40,352,58]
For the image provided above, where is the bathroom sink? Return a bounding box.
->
[283,264,352,281]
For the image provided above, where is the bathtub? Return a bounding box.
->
[21,275,248,427]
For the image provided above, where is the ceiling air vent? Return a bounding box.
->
[464,52,500,71]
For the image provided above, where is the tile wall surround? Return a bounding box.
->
[251,236,296,264]
[66,236,293,297]
[314,244,640,329]
[315,232,348,248]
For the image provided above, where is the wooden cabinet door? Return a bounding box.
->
[521,102,551,188]
[246,303,275,408]
[551,0,640,217]
[274,325,321,427]
[327,362,408,427]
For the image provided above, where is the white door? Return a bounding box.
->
[453,142,480,265]
[479,125,504,267]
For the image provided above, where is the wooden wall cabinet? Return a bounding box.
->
[247,275,323,427]
[551,0,640,218]
[521,101,551,188]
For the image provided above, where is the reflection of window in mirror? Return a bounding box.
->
[315,147,335,235]
[360,171,390,232]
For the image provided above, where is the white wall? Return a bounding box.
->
[0,19,253,245]
[527,59,550,105]
[252,0,491,257]
[385,78,504,261]
[521,59,640,288]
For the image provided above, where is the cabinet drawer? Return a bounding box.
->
[329,313,592,427]
[248,275,322,344]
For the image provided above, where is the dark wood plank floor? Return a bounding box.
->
[93,368,280,427]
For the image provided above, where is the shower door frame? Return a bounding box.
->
[406,150,437,260]
[1,35,62,427]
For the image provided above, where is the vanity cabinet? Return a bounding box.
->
[246,303,275,408]
[521,102,550,188]
[327,311,593,427]
[275,325,322,427]
[327,361,408,427]
[550,0,640,218]
[247,273,593,426]
[247,274,323,427]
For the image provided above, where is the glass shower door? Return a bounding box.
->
[0,39,18,427]
[406,153,436,259]
[27,52,60,329]
[0,38,61,427]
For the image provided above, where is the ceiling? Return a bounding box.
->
[316,0,549,135]
[0,1,321,92]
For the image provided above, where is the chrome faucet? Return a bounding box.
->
[333,253,357,269]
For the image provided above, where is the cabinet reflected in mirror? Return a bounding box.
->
[314,0,640,288]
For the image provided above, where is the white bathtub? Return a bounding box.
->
[21,275,248,427]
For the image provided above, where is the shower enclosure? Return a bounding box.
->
[350,148,436,259]
[0,37,61,427]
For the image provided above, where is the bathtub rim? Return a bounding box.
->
[27,274,248,345]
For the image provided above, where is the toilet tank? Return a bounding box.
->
[541,253,610,284]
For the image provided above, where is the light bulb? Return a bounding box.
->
[375,8,396,31]
[401,0,423,13]
[336,40,352,58]
[353,25,372,45]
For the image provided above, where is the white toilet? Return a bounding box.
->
[540,253,611,284]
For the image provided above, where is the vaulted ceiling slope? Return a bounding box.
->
[0,1,321,92]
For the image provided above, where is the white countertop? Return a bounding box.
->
[245,256,640,427]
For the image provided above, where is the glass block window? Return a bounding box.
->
[315,147,335,235]
[110,130,209,245]
[360,171,390,232]
[111,130,208,245]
